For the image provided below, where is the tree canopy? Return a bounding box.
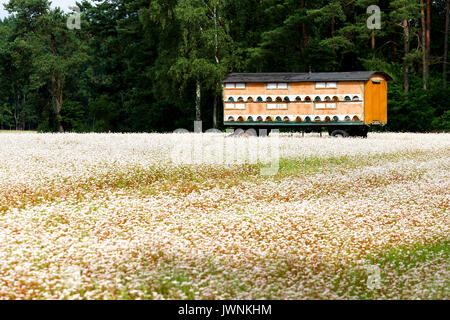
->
[0,0,448,132]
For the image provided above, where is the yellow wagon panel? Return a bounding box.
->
[364,77,388,125]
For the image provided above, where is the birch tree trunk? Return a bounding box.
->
[195,80,201,122]
[213,96,217,128]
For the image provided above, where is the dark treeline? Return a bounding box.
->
[0,0,449,132]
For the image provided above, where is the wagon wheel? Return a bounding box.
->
[245,128,258,137]
[330,129,349,138]
[232,128,245,136]
[230,128,258,137]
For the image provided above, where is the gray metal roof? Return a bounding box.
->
[222,71,393,83]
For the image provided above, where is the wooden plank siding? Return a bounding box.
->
[223,82,365,122]
[222,72,391,125]
[364,76,388,125]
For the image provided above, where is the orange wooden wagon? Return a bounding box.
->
[222,71,392,137]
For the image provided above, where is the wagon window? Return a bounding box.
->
[295,96,301,102]
[304,96,311,102]
[237,97,244,102]
[352,96,359,101]
[284,96,290,102]
[316,82,326,88]
[324,96,331,102]
[257,96,263,102]
[344,96,351,101]
[275,96,282,102]
[227,97,234,102]
[267,83,287,89]
[314,96,321,102]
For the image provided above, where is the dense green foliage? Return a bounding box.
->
[0,0,448,132]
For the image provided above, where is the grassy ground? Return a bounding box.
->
[0,132,448,299]
[0,130,36,133]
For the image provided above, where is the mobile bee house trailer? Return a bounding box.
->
[222,71,393,137]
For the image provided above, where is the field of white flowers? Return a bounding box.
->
[0,132,448,299]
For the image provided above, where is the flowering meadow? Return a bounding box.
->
[0,132,448,300]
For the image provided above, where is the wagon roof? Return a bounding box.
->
[222,71,393,83]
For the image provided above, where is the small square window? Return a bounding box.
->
[235,104,245,109]
[225,103,235,109]
[316,82,326,88]
[326,82,337,88]
[267,83,277,89]
[225,83,235,89]
[278,83,287,89]
[235,83,246,89]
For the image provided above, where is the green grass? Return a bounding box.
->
[340,240,450,299]
[370,240,450,267]
[112,240,449,300]
[277,155,353,175]
[274,149,446,176]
